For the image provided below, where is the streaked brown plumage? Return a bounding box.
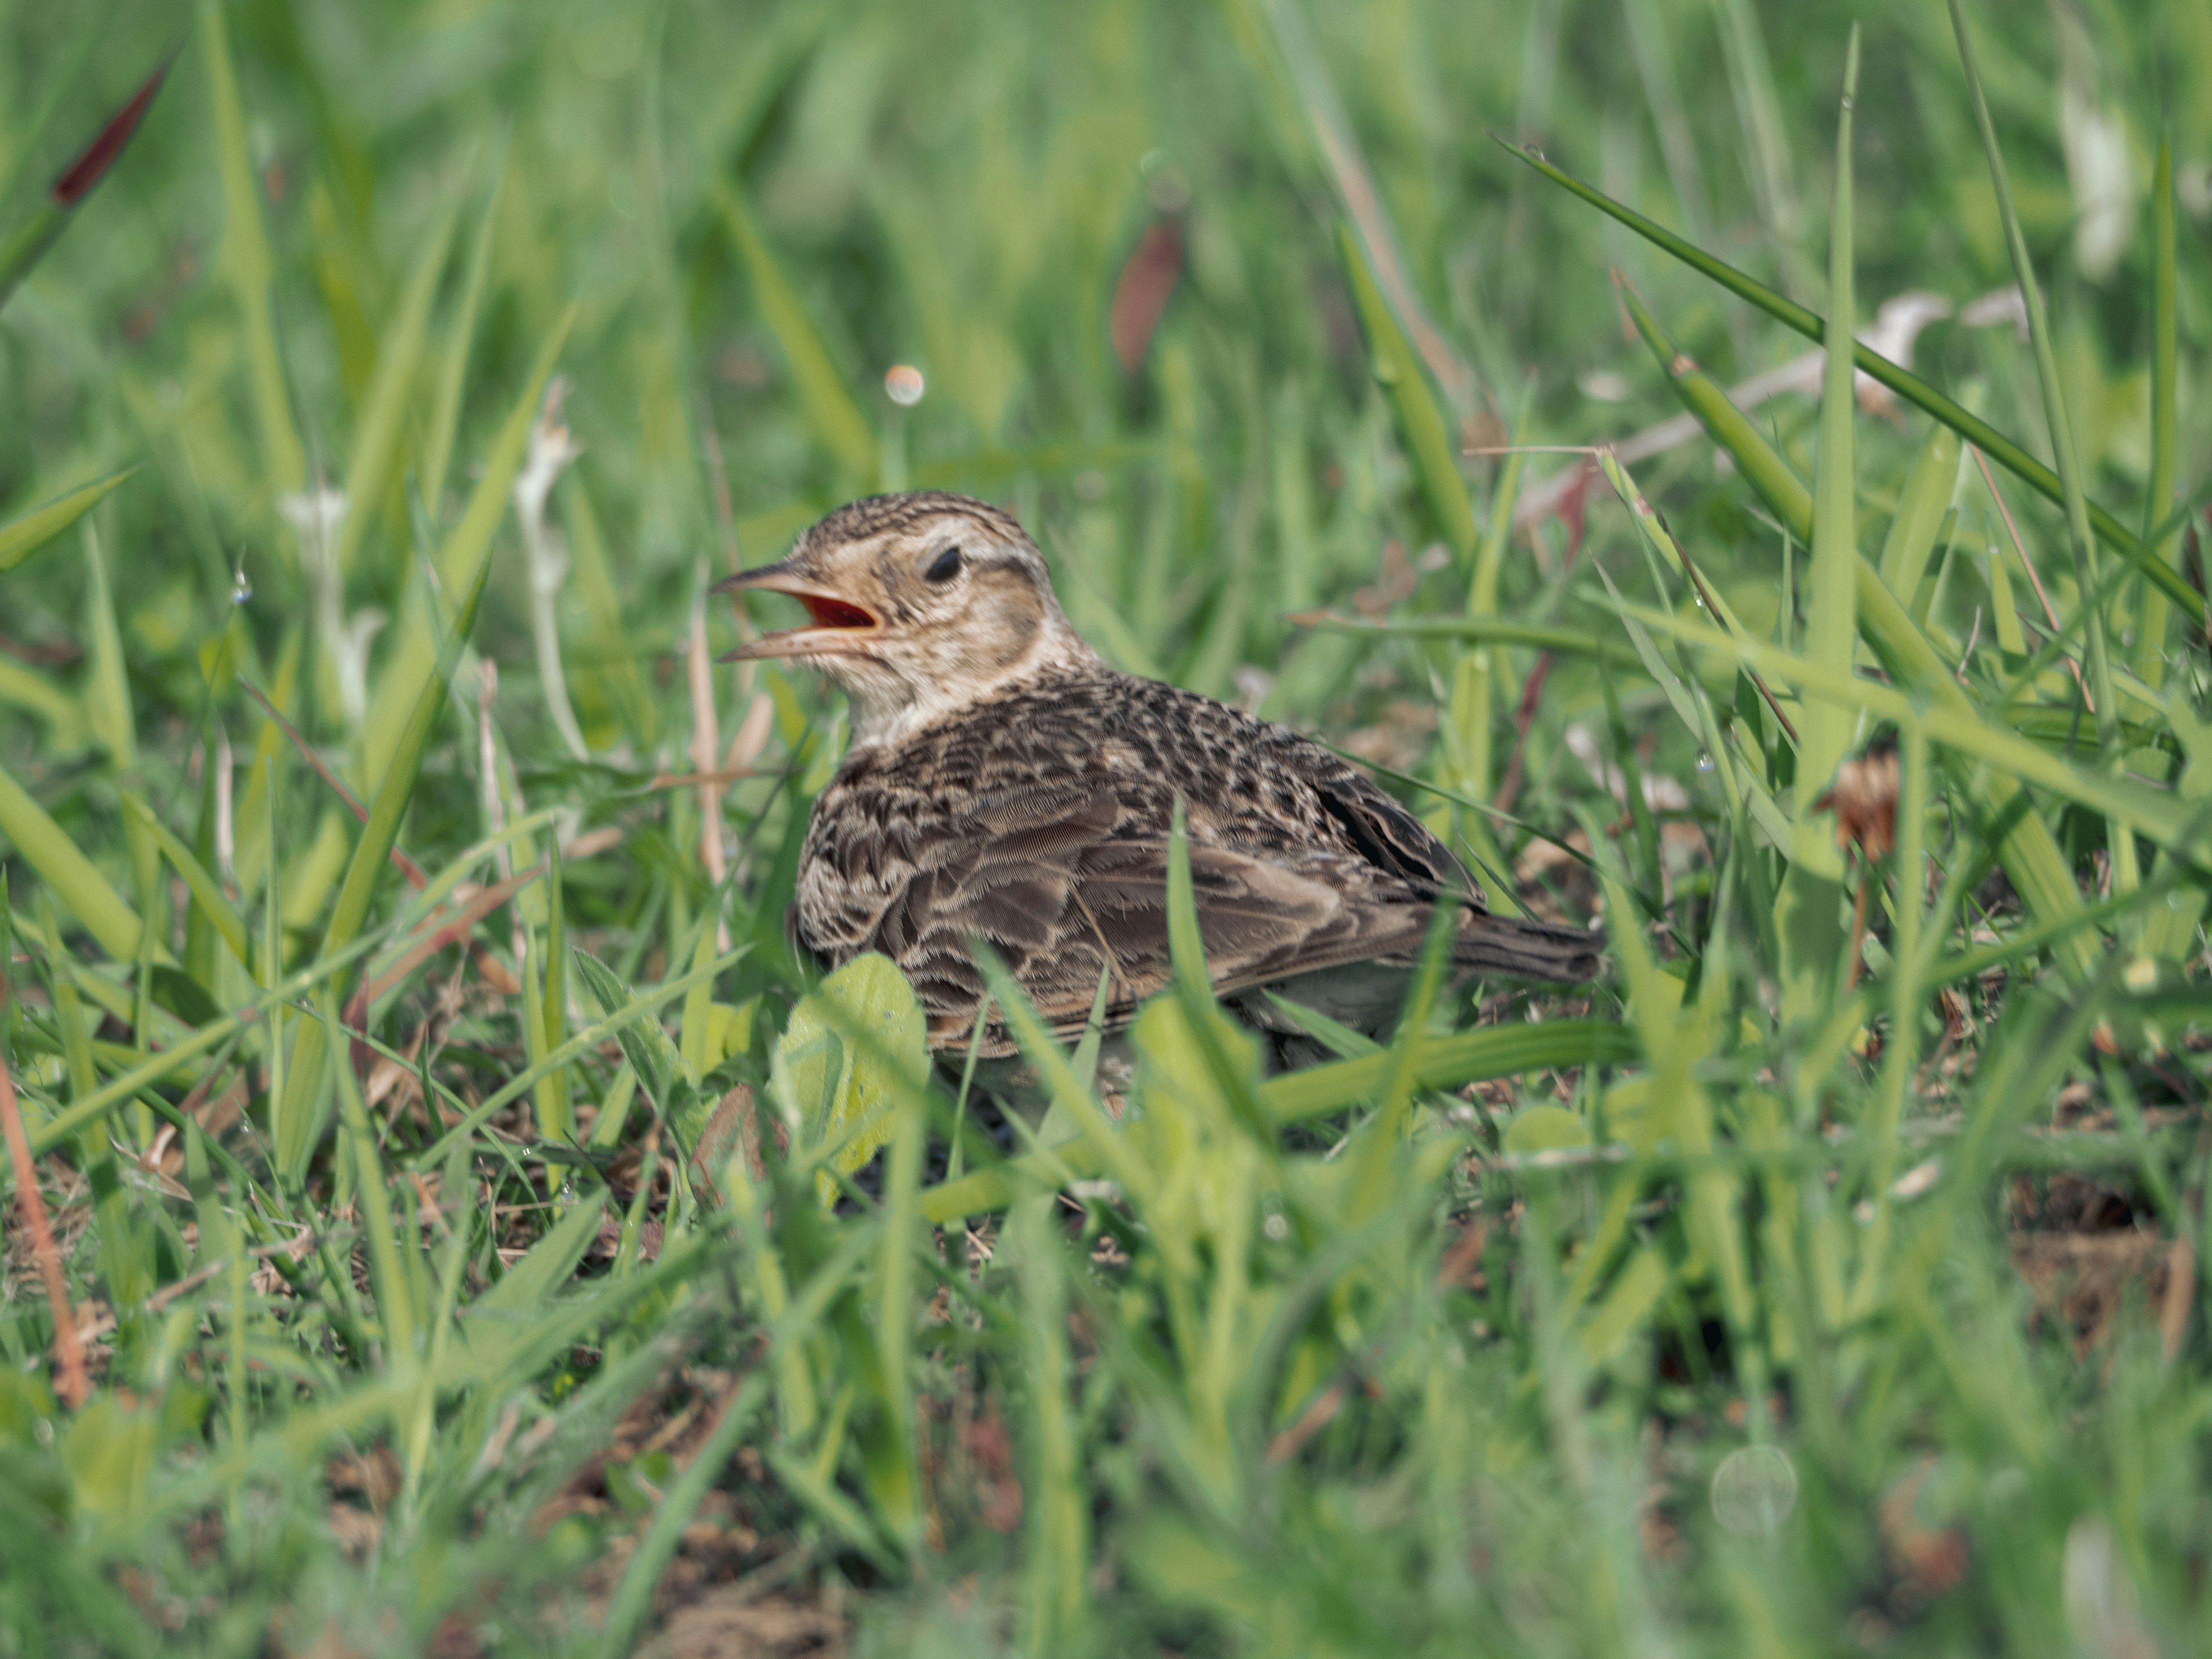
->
[716,491,1597,1057]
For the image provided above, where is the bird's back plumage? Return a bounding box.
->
[797,659,1597,1054]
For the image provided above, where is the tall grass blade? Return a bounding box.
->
[1774,28,1859,1024]
[328,203,457,579]
[420,143,506,522]
[1501,139,2187,608]
[2134,132,2180,690]
[711,179,877,487]
[1945,0,2115,749]
[0,58,169,310]
[0,468,135,577]
[200,0,305,499]
[1621,284,2100,976]
[275,501,502,1179]
[1336,224,1478,561]
[361,315,572,790]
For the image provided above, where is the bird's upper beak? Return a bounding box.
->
[712,559,882,661]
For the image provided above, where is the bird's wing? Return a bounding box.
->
[1263,729,1481,899]
[847,771,1444,1051]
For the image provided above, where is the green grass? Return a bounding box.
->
[1,0,2207,1653]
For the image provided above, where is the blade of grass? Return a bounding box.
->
[1946,0,2114,751]
[0,58,169,310]
[329,202,457,579]
[419,947,748,1166]
[2134,130,2180,691]
[0,762,146,963]
[1499,139,2187,608]
[0,467,136,577]
[1336,223,1478,562]
[200,0,304,499]
[275,493,505,1180]
[1774,28,1859,1025]
[711,179,877,487]
[1877,421,1964,606]
[420,141,505,522]
[1291,611,1647,671]
[1621,282,2099,976]
[360,314,573,793]
[122,797,248,971]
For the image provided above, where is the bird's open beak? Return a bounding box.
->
[712,559,882,661]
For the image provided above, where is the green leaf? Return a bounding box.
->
[1620,283,2099,979]
[474,1190,609,1321]
[328,201,457,579]
[0,59,169,312]
[201,0,305,498]
[771,952,928,1207]
[711,179,877,486]
[359,312,574,792]
[1501,137,2181,608]
[1877,421,1965,605]
[122,797,248,971]
[1946,0,2113,748]
[1335,222,1478,561]
[574,948,697,1131]
[272,415,524,1178]
[2135,131,2181,691]
[0,468,135,577]
[1774,27,1861,1021]
[0,761,145,963]
[1503,1104,1593,1154]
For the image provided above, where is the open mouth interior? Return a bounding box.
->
[797,593,877,631]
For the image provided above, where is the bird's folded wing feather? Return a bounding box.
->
[842,774,1441,1048]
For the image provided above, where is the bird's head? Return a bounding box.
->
[714,491,1098,747]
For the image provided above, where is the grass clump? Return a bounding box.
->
[0,1,2207,1653]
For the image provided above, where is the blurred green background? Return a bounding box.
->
[5,0,2199,726]
[2,1,2209,1654]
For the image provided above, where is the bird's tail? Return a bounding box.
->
[1453,910,1602,983]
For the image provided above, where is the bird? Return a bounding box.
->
[714,490,1597,1062]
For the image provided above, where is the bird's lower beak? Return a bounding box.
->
[712,559,882,662]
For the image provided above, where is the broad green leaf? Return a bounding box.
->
[771,952,928,1206]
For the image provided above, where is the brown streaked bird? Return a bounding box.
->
[715,490,1597,1059]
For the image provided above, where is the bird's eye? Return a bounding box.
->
[924,546,963,584]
